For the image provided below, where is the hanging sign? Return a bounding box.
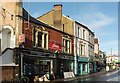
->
[19,34,25,43]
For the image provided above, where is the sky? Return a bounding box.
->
[23,2,118,56]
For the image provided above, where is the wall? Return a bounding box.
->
[1,2,23,52]
[94,44,99,55]
[23,20,33,48]
[75,23,94,57]
[62,16,74,36]
[0,49,13,64]
[37,11,54,27]
[2,66,18,81]
[45,27,62,52]
[37,8,74,36]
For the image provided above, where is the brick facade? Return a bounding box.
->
[2,66,18,81]
[46,28,62,52]
[23,20,33,48]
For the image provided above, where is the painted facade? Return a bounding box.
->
[74,21,95,75]
[0,1,22,52]
[0,1,22,81]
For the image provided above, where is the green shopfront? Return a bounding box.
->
[74,55,90,75]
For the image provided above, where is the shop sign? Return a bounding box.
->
[60,55,74,60]
[49,41,62,51]
[78,57,89,62]
[19,34,25,43]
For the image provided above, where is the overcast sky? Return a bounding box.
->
[23,2,118,56]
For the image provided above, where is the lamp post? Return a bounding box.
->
[18,43,24,78]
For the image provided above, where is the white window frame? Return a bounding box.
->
[62,37,71,53]
[34,28,48,49]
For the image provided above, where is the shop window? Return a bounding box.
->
[83,64,86,71]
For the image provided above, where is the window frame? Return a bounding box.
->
[62,37,71,53]
[33,28,48,49]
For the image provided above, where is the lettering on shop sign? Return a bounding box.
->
[49,41,62,51]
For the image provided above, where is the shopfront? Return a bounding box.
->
[55,53,74,79]
[74,55,90,75]
[14,47,75,81]
[14,48,56,82]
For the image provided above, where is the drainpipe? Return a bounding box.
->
[74,22,78,75]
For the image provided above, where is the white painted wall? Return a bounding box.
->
[0,49,14,65]
[75,23,94,57]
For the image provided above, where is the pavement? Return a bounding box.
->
[51,68,119,82]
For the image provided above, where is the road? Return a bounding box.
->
[72,69,120,82]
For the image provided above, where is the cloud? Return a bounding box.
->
[31,12,42,18]
[82,12,115,30]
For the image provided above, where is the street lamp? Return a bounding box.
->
[18,43,24,78]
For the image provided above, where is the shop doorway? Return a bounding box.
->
[39,61,50,77]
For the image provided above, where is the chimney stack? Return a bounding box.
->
[53,4,63,30]
[54,4,62,10]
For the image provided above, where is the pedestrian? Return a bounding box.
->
[33,75,39,83]
[106,66,109,72]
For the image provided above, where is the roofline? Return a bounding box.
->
[75,21,95,36]
[36,10,53,19]
[22,8,74,37]
[63,15,75,22]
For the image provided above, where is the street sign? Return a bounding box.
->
[19,34,25,43]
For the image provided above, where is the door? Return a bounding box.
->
[39,61,50,77]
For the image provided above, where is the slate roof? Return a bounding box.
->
[22,8,52,28]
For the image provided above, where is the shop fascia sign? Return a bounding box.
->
[49,41,62,51]
[60,55,74,60]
